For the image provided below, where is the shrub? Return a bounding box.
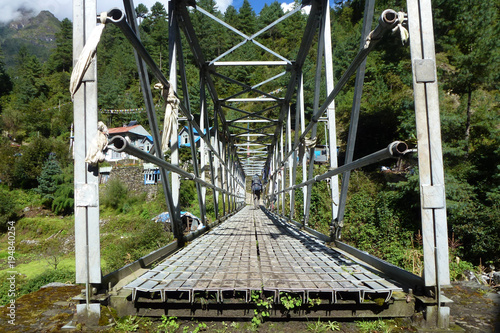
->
[449,259,475,281]
[179,179,196,209]
[18,268,74,296]
[101,178,128,210]
[102,219,173,273]
[35,153,62,207]
[0,186,17,232]
[0,269,74,306]
[0,272,27,306]
[52,183,74,215]
[50,166,74,215]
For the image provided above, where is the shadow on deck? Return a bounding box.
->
[100,206,421,319]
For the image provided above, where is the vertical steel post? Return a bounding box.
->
[275,142,279,210]
[304,1,327,226]
[287,105,293,216]
[277,142,280,208]
[290,74,303,221]
[200,77,214,220]
[323,1,340,226]
[407,2,450,326]
[229,149,235,211]
[222,138,228,214]
[280,124,285,216]
[168,1,181,231]
[73,0,100,321]
[212,110,220,218]
[299,74,307,224]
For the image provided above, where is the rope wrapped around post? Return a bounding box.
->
[154,83,180,154]
[69,12,108,100]
[85,121,109,166]
[298,137,317,164]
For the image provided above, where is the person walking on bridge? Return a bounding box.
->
[251,175,262,209]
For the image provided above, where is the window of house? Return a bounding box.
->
[112,150,122,160]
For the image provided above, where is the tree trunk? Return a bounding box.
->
[464,86,472,156]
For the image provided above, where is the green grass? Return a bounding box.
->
[0,256,75,278]
[355,319,397,333]
[16,216,73,238]
[0,184,174,305]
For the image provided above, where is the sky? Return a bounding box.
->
[0,0,314,24]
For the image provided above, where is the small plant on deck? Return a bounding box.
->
[280,292,303,316]
[251,290,273,329]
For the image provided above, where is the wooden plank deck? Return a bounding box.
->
[124,206,401,304]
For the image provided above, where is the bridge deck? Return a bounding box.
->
[124,206,401,305]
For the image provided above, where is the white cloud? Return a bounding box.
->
[0,0,77,23]
[281,1,310,15]
[0,0,172,24]
[215,0,233,13]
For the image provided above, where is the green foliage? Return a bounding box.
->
[179,179,197,210]
[0,272,26,306]
[236,0,257,35]
[343,172,418,270]
[35,153,62,207]
[307,318,341,332]
[101,178,128,211]
[101,216,173,273]
[157,315,179,333]
[51,174,74,215]
[449,259,475,282]
[47,18,72,73]
[280,292,302,311]
[0,47,12,103]
[251,290,273,328]
[0,268,75,306]
[355,319,396,333]
[308,297,322,308]
[115,315,140,332]
[0,186,17,232]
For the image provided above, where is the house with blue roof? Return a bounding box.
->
[178,126,214,148]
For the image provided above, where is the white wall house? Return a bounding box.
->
[105,122,153,162]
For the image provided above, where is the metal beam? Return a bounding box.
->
[407,4,450,327]
[335,0,376,239]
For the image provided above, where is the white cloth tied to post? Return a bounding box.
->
[85,121,109,165]
[155,83,180,153]
[364,11,409,49]
[69,12,108,100]
[393,12,409,45]
[298,137,317,164]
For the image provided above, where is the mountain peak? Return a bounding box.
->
[0,10,61,69]
[8,10,57,31]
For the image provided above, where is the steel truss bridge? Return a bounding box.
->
[71,0,451,328]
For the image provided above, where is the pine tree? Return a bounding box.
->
[48,18,73,73]
[0,47,13,105]
[35,153,62,206]
[436,0,499,153]
[136,3,148,20]
[258,2,285,42]
[236,0,256,35]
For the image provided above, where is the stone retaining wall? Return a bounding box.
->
[107,165,158,200]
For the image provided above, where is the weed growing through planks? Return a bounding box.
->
[251,290,273,329]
